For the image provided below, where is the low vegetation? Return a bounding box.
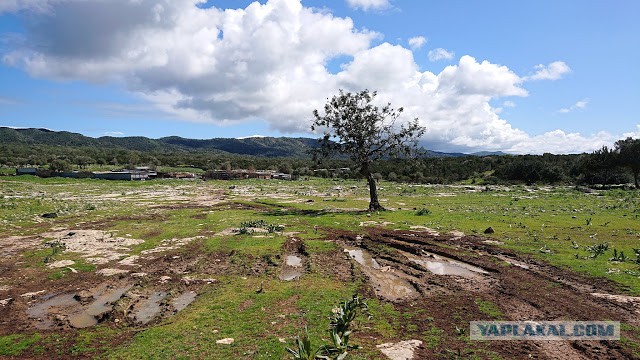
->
[2,175,640,358]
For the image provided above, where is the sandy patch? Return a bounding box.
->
[41,230,144,265]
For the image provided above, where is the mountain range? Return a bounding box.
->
[0,127,503,158]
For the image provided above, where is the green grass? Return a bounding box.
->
[3,176,640,358]
[0,334,41,356]
[109,275,360,359]
[474,298,503,319]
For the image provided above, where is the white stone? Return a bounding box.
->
[216,338,234,345]
[377,340,422,360]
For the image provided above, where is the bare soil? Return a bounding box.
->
[1,224,640,359]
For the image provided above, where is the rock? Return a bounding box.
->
[376,340,423,360]
[159,276,172,283]
[484,227,495,234]
[41,212,58,219]
[20,290,46,298]
[0,298,13,307]
[74,290,94,304]
[216,338,234,345]
[96,268,129,277]
[47,260,76,269]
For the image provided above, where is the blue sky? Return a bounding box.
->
[0,0,638,153]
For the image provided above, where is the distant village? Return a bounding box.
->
[13,166,325,181]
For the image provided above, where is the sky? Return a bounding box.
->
[0,0,639,154]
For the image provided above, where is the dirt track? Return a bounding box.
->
[2,225,640,359]
[337,228,640,359]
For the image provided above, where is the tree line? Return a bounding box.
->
[2,137,639,188]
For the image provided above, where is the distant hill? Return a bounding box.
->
[0,127,491,158]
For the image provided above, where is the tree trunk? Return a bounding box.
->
[366,172,384,211]
[633,168,639,189]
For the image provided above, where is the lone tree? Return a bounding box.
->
[312,89,425,211]
[614,137,640,189]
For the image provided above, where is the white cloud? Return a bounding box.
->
[2,0,630,154]
[524,61,571,81]
[346,0,391,11]
[558,98,588,113]
[428,48,454,62]
[502,100,516,108]
[408,36,427,50]
[103,131,124,136]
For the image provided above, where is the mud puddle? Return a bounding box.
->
[26,283,132,329]
[280,255,303,281]
[401,251,488,278]
[344,248,381,269]
[26,293,78,329]
[130,291,167,324]
[343,247,417,301]
[68,284,132,328]
[171,291,197,312]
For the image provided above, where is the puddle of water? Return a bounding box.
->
[171,291,197,312]
[344,248,381,269]
[344,247,417,301]
[68,285,132,328]
[26,294,78,329]
[131,292,167,324]
[402,251,488,278]
[279,270,302,281]
[285,255,302,267]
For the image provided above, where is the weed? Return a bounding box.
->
[586,242,609,258]
[609,249,629,262]
[633,249,640,264]
[234,226,254,235]
[414,208,431,216]
[43,240,66,264]
[287,295,371,360]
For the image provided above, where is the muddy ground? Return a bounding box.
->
[2,220,640,359]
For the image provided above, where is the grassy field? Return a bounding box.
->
[1,175,640,359]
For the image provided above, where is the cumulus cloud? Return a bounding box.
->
[502,101,516,108]
[428,48,454,62]
[558,99,588,113]
[524,61,571,81]
[346,0,391,11]
[408,36,427,50]
[1,0,629,154]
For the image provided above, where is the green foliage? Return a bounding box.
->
[0,334,41,356]
[615,137,640,188]
[609,249,629,262]
[287,295,370,360]
[586,242,609,258]
[43,239,66,264]
[414,208,431,216]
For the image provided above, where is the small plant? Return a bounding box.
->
[585,217,592,226]
[240,219,267,228]
[586,242,609,258]
[286,328,325,360]
[234,226,254,235]
[266,223,285,233]
[43,240,67,263]
[609,249,628,262]
[287,295,370,360]
[571,241,581,249]
[633,248,640,264]
[414,208,431,216]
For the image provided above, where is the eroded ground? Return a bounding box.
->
[1,178,640,359]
